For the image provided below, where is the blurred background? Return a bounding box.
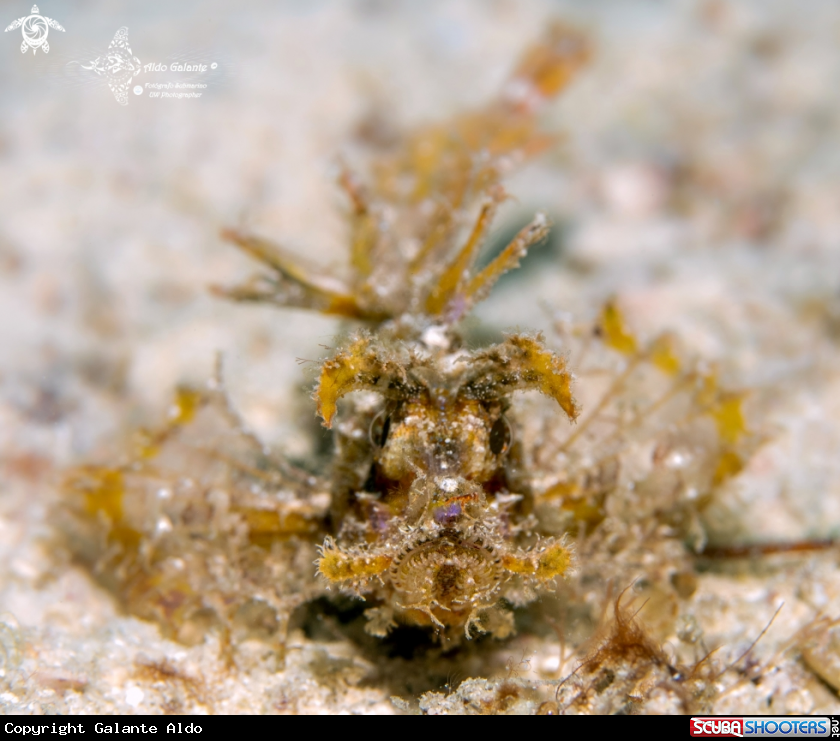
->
[1,0,839,713]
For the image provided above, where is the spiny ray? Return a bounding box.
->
[217,26,590,328]
[460,214,551,316]
[424,190,505,317]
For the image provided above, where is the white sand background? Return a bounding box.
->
[1,0,839,714]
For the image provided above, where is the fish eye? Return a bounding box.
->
[489,415,511,456]
[369,411,392,448]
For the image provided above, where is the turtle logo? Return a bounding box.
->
[79,27,142,106]
[4,4,64,55]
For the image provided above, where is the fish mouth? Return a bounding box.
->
[389,533,504,621]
